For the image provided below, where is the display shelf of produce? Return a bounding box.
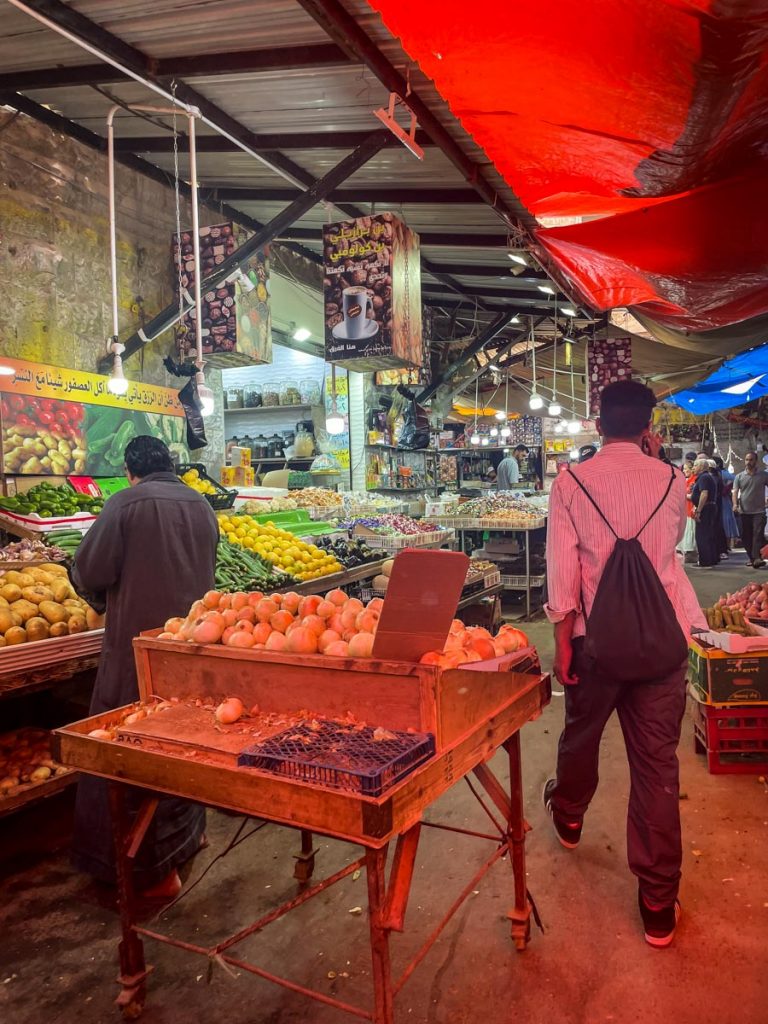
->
[0,630,104,698]
[423,516,547,530]
[0,765,78,817]
[502,575,546,591]
[366,486,432,493]
[282,560,387,596]
[224,404,316,415]
[353,528,454,551]
[457,583,503,611]
[0,509,97,539]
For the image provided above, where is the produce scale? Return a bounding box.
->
[53,551,551,1022]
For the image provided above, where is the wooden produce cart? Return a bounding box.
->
[54,636,549,1024]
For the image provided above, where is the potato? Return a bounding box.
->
[0,636,6,648]
[67,614,87,634]
[26,569,54,585]
[373,574,389,591]
[62,599,82,609]
[85,607,105,630]
[4,626,26,646]
[0,584,22,604]
[39,563,68,578]
[0,608,13,634]
[10,599,40,623]
[21,586,54,605]
[38,600,68,625]
[382,559,395,578]
[49,622,69,638]
[2,571,35,588]
[25,617,50,642]
[51,580,74,603]
[10,612,22,627]
[0,596,8,608]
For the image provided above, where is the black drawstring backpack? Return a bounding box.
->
[567,464,687,684]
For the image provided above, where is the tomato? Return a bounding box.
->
[37,411,55,425]
[14,413,33,426]
[8,395,26,412]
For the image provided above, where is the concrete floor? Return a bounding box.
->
[1,561,767,1024]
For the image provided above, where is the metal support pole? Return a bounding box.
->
[504,733,531,951]
[366,845,394,1024]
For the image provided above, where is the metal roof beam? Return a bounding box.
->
[296,0,536,234]
[422,283,567,301]
[201,186,481,204]
[276,227,508,247]
[423,264,547,283]
[97,129,392,370]
[446,317,548,400]
[416,313,512,404]
[116,131,433,153]
[0,44,355,91]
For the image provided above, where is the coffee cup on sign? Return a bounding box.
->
[342,286,372,338]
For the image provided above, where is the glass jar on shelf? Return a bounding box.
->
[300,378,321,406]
[243,385,262,408]
[226,386,244,410]
[294,426,314,458]
[280,380,302,406]
[262,384,281,407]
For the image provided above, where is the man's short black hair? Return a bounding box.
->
[684,450,697,462]
[513,444,529,453]
[124,435,174,478]
[599,380,657,439]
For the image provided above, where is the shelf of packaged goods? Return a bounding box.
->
[224,404,316,414]
[249,457,315,465]
[365,444,439,455]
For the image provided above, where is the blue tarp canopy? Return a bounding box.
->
[668,344,768,414]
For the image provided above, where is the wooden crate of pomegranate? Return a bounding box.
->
[133,631,541,752]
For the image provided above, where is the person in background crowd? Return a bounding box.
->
[678,461,698,558]
[708,458,729,560]
[690,458,719,568]
[684,451,697,464]
[761,444,768,468]
[714,456,739,551]
[496,449,521,489]
[72,436,219,900]
[733,451,768,568]
[544,380,704,947]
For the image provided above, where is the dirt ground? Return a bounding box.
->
[1,560,766,1024]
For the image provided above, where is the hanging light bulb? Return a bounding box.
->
[500,425,511,438]
[481,437,490,446]
[548,401,561,417]
[470,433,481,445]
[195,369,214,417]
[107,341,129,396]
[529,393,544,410]
[554,420,565,434]
[567,419,580,434]
[494,409,506,420]
[569,448,580,461]
[528,317,543,409]
[490,426,499,437]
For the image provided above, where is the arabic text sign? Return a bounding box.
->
[0,358,184,417]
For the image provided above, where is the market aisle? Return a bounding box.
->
[1,563,765,1024]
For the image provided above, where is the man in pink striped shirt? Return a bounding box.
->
[544,380,705,947]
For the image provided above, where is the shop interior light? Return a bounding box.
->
[529,393,544,410]
[195,370,215,417]
[509,315,521,324]
[292,326,312,343]
[470,433,481,445]
[494,409,506,420]
[554,420,565,434]
[508,253,527,265]
[548,401,562,416]
[106,341,129,396]
[490,426,499,437]
[0,364,15,376]
[538,285,555,295]
[569,448,580,461]
[481,437,490,446]
[567,419,581,434]
[561,307,576,317]
[500,425,511,438]
[488,363,500,372]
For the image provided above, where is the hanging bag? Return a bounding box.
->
[567,464,687,683]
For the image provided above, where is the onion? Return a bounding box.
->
[214,697,243,724]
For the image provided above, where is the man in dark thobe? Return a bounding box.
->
[72,435,218,896]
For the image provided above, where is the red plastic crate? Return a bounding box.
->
[692,699,768,775]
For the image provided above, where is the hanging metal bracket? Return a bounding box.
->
[373,93,424,161]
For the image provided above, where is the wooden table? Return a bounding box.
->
[54,641,550,1023]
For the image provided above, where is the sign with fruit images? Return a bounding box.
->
[173,223,272,368]
[323,213,422,371]
[0,358,188,476]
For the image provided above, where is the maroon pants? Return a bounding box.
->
[550,639,687,907]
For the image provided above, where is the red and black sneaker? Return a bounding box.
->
[542,778,582,849]
[638,891,681,948]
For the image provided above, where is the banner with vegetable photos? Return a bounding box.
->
[0,358,187,476]
[172,223,272,368]
[588,337,632,416]
[323,213,422,372]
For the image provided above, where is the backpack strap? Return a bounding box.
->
[567,462,677,541]
[633,463,676,540]
[566,467,618,539]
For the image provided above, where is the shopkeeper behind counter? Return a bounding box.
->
[71,435,219,899]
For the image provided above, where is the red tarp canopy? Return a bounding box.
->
[367,0,768,332]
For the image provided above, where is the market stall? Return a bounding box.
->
[53,550,550,1022]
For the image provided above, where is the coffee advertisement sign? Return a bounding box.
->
[323,213,422,372]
